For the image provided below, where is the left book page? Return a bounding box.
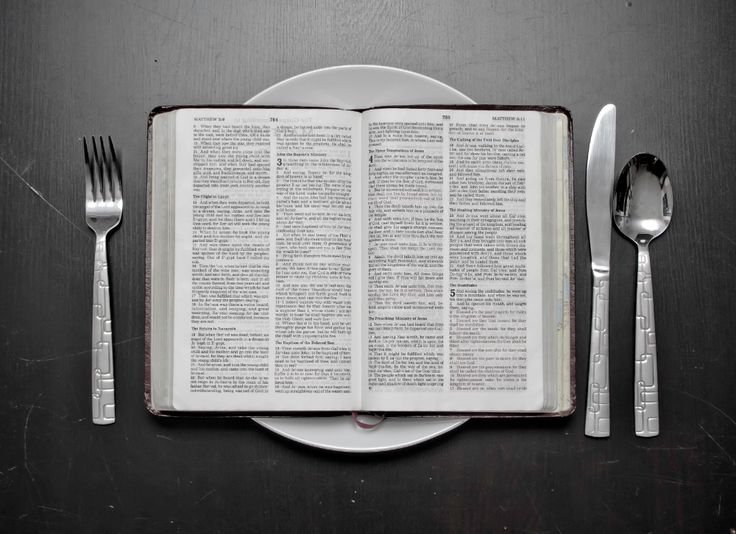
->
[149,107,363,412]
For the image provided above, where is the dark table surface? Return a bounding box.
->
[2,1,735,532]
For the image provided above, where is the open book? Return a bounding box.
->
[145,104,574,416]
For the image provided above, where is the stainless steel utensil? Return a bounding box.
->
[584,104,616,438]
[84,136,123,425]
[613,153,672,437]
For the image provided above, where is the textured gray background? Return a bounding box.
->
[1,1,735,532]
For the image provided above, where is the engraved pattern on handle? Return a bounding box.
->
[635,247,658,437]
[92,236,115,425]
[585,273,610,437]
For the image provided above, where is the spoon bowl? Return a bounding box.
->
[614,154,672,246]
[613,153,672,437]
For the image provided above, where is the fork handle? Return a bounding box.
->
[585,272,610,437]
[92,235,115,425]
[635,246,659,437]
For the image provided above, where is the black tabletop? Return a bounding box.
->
[2,1,735,532]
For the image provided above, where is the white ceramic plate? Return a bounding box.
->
[246,65,474,453]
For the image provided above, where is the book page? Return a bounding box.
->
[362,108,544,412]
[170,108,362,411]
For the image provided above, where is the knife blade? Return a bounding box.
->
[585,104,616,437]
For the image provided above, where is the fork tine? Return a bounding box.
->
[98,136,112,202]
[91,137,103,202]
[107,136,122,202]
[83,138,94,204]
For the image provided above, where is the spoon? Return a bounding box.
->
[613,153,672,437]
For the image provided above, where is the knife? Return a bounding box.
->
[584,104,616,437]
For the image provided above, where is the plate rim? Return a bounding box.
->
[247,64,474,105]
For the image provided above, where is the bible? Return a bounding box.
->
[145,104,574,416]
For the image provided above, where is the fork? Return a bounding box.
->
[84,136,123,425]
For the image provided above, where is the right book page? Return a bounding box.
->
[361,107,570,413]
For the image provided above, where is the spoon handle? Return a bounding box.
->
[585,273,610,437]
[635,247,659,437]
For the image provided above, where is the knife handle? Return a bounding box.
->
[585,273,610,437]
[634,247,659,437]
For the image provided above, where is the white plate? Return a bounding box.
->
[246,65,474,453]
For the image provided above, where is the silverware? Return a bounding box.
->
[84,136,123,425]
[613,153,672,437]
[584,104,616,438]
